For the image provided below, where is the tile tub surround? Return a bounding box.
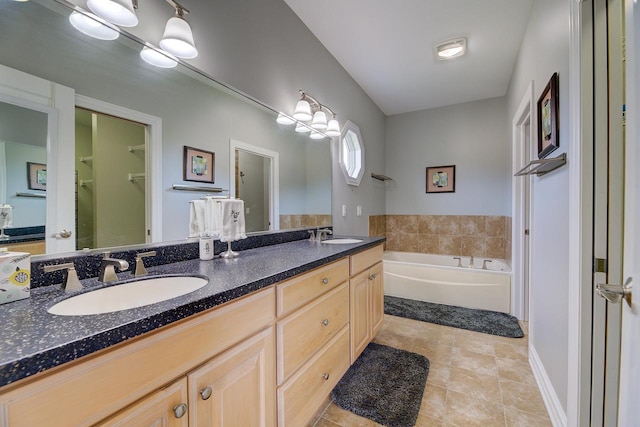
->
[0,235,383,387]
[369,215,511,262]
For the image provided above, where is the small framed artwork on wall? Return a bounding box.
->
[537,72,559,159]
[183,146,215,183]
[426,165,455,193]
[27,162,47,191]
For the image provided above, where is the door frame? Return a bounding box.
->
[75,95,163,244]
[511,81,535,321]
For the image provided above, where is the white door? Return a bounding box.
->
[617,0,640,423]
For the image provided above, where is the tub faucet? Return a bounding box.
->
[453,257,463,268]
[99,253,129,283]
[482,259,492,270]
[469,256,475,269]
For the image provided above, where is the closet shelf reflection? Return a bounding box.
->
[514,153,567,177]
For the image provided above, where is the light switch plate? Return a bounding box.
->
[342,205,347,216]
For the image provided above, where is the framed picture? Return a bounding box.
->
[27,162,47,191]
[426,165,455,193]
[183,146,215,183]
[537,72,559,159]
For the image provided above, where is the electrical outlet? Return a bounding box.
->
[356,206,362,216]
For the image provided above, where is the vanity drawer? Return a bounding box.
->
[350,244,383,276]
[277,282,349,385]
[277,258,349,316]
[277,325,350,427]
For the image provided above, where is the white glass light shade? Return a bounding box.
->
[69,11,119,40]
[435,38,466,60]
[310,131,326,140]
[295,123,312,133]
[276,113,296,125]
[311,111,328,130]
[293,100,312,121]
[160,16,198,59]
[87,0,138,27]
[140,46,178,69]
[325,118,340,136]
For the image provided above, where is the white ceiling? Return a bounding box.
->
[283,0,534,116]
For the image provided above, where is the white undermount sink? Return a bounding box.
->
[321,238,364,244]
[48,276,208,316]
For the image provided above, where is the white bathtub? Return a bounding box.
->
[383,251,512,314]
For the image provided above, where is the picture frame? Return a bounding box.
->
[537,72,559,159]
[27,162,47,191]
[426,165,455,193]
[183,146,215,183]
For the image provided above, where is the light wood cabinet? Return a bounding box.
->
[188,327,276,427]
[349,245,384,364]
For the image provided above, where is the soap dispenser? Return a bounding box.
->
[199,235,214,260]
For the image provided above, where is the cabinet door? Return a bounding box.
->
[350,269,371,363]
[96,378,188,427]
[188,327,276,427]
[369,262,384,338]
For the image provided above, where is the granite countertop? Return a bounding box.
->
[2,233,46,245]
[0,236,384,388]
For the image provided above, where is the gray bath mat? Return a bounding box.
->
[385,295,524,338]
[331,342,429,427]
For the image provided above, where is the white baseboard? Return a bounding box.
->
[529,345,568,427]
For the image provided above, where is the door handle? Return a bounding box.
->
[596,278,632,306]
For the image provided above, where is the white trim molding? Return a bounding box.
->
[530,345,568,427]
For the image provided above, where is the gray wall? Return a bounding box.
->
[505,0,571,412]
[385,97,509,215]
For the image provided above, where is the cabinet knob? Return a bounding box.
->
[200,386,213,400]
[369,273,377,280]
[322,319,329,326]
[321,278,329,285]
[322,373,330,381]
[173,403,188,418]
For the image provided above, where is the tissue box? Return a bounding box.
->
[0,250,30,305]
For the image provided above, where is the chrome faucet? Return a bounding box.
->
[99,253,129,283]
[43,262,83,292]
[134,251,156,277]
[482,259,492,270]
[316,228,333,241]
[453,257,463,268]
[469,256,475,269]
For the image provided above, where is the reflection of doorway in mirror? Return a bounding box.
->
[236,150,271,233]
[75,107,146,249]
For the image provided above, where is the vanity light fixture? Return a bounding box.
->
[435,38,467,60]
[276,113,296,125]
[159,1,198,59]
[87,0,139,27]
[285,91,340,140]
[140,45,178,68]
[69,10,120,40]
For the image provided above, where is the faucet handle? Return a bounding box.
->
[43,262,83,292]
[316,228,333,241]
[308,230,316,241]
[134,251,157,276]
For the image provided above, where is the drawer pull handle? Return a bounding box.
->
[200,386,213,400]
[321,278,329,285]
[173,403,188,418]
[369,273,377,280]
[322,319,329,326]
[322,373,330,380]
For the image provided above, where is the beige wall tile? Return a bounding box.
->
[419,234,439,254]
[368,216,376,236]
[419,215,438,234]
[460,216,486,237]
[505,216,512,242]
[290,215,303,228]
[485,216,505,238]
[461,237,487,257]
[318,215,332,227]
[399,232,419,252]
[438,235,462,256]
[435,215,461,235]
[397,215,419,233]
[280,215,292,229]
[485,238,506,259]
[305,214,318,227]
[386,215,398,233]
[385,232,401,251]
[504,242,512,263]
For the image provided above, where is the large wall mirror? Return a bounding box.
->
[0,0,332,257]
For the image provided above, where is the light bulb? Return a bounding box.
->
[87,0,138,27]
[311,111,328,130]
[295,123,312,133]
[293,100,312,121]
[160,14,198,59]
[276,113,296,125]
[140,46,178,69]
[325,119,340,136]
[69,11,119,40]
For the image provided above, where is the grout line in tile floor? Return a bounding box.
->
[311,315,552,427]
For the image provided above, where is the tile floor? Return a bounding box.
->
[312,315,552,427]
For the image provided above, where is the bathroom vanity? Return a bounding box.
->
[0,238,384,427]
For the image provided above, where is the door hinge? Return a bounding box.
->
[593,257,608,274]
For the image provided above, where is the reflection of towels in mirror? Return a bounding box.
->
[219,199,246,242]
[189,200,220,238]
[0,205,13,228]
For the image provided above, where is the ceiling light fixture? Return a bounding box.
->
[159,1,198,59]
[69,10,120,40]
[284,91,340,140]
[435,38,467,61]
